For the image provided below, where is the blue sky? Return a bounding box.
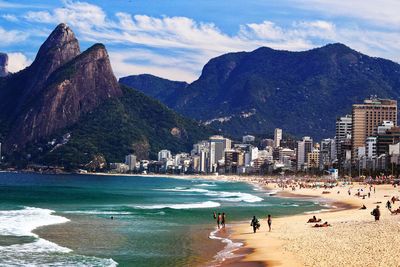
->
[1,0,399,81]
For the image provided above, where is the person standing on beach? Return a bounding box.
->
[217,213,222,229]
[371,205,381,221]
[267,214,272,232]
[250,216,260,233]
[386,200,392,210]
[221,213,226,228]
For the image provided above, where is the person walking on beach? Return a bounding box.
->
[250,216,260,233]
[386,200,392,210]
[371,205,381,221]
[267,214,272,232]
[221,213,226,228]
[217,213,222,229]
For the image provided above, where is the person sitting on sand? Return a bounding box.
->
[360,204,367,210]
[313,221,331,227]
[307,216,322,223]
[250,216,260,233]
[390,207,400,215]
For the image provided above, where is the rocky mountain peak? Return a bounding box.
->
[36,23,80,60]
[2,25,121,150]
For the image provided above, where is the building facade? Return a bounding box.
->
[351,98,397,160]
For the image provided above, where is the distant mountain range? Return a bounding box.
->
[0,24,212,168]
[120,44,400,139]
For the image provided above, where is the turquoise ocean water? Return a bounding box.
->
[0,172,323,266]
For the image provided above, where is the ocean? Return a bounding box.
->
[0,172,323,266]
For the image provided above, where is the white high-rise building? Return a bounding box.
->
[125,154,137,171]
[365,137,377,159]
[199,149,208,173]
[158,150,172,161]
[242,135,255,143]
[335,115,352,162]
[209,136,231,161]
[377,121,394,134]
[297,136,313,171]
[274,128,282,148]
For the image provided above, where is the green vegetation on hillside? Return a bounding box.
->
[32,85,214,169]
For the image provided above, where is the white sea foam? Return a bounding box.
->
[0,207,70,237]
[304,209,332,214]
[134,201,221,210]
[156,187,263,203]
[0,207,118,266]
[209,228,243,262]
[195,183,217,187]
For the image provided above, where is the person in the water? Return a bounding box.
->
[217,213,222,229]
[221,212,226,228]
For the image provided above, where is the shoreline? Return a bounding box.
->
[4,171,400,266]
[228,182,400,267]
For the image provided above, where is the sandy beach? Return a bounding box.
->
[227,182,400,267]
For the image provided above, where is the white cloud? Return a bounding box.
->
[1,13,18,22]
[24,11,53,23]
[7,52,31,73]
[110,50,199,82]
[0,0,47,9]
[21,1,400,82]
[0,26,28,45]
[292,0,400,28]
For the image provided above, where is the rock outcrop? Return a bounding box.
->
[1,23,121,149]
[0,53,8,77]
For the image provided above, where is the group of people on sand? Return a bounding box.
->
[250,214,272,233]
[386,197,400,214]
[213,212,226,229]
[307,215,331,227]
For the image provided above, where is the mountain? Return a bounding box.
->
[119,74,188,106]
[121,44,400,139]
[0,24,212,168]
[0,53,8,77]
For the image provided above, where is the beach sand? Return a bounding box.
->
[229,183,400,267]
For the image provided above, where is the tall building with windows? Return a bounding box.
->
[158,150,172,161]
[335,114,352,162]
[320,138,336,169]
[297,136,313,171]
[365,137,377,159]
[125,154,137,171]
[274,128,282,148]
[351,98,397,160]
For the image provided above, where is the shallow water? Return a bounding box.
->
[0,172,323,266]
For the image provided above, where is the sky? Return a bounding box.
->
[0,0,399,82]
